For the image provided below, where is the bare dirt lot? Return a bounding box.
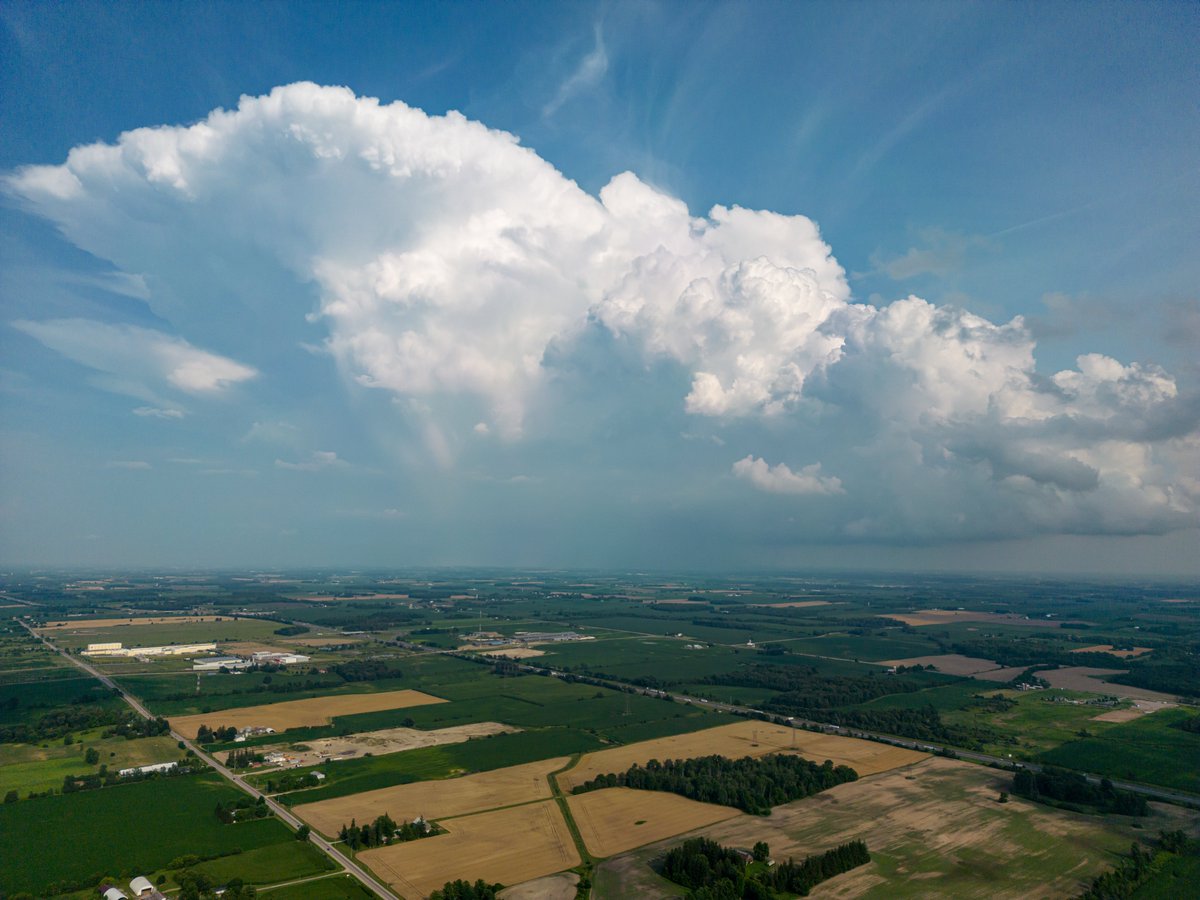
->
[359,800,579,899]
[295,756,567,837]
[277,635,366,647]
[1091,699,1177,723]
[169,689,446,738]
[880,654,1004,676]
[885,610,1069,628]
[1038,667,1177,701]
[558,721,926,792]
[480,647,545,659]
[567,787,742,858]
[593,757,1197,899]
[1070,645,1152,658]
[497,872,579,900]
[222,721,518,768]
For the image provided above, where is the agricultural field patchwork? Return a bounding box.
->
[295,756,567,836]
[559,720,926,791]
[358,800,580,898]
[593,758,1196,899]
[168,688,446,738]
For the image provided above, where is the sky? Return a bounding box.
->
[1,1,1198,575]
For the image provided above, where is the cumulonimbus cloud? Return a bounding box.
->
[6,83,1198,541]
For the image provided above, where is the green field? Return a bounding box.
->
[0,773,294,896]
[52,617,283,650]
[180,840,334,885]
[0,732,181,798]
[777,631,940,662]
[261,874,377,899]
[943,689,1126,758]
[1038,708,1200,794]
[0,676,120,725]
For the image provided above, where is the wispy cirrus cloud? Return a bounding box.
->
[12,318,256,399]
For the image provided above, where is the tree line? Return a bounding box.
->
[429,879,501,899]
[573,753,858,815]
[700,664,922,709]
[1012,767,1148,816]
[1078,831,1194,899]
[661,835,870,898]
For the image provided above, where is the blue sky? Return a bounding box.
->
[2,1,1197,574]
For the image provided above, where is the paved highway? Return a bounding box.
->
[22,621,400,900]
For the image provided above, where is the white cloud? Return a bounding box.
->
[105,460,151,470]
[13,318,256,398]
[275,450,347,472]
[6,83,1198,543]
[543,24,609,118]
[133,406,185,419]
[732,456,844,496]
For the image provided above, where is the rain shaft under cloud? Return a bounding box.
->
[7,83,1198,546]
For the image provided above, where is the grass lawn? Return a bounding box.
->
[180,840,335,885]
[260,874,377,898]
[0,733,181,797]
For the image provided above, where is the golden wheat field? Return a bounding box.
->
[557,720,926,791]
[294,756,567,837]
[566,787,742,858]
[358,800,580,899]
[169,689,446,738]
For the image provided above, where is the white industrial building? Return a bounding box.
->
[83,642,217,658]
[192,656,253,671]
[118,761,178,778]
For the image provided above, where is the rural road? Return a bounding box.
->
[21,621,401,900]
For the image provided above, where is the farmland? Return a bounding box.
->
[295,756,566,836]
[0,773,295,896]
[559,720,926,791]
[1,568,1197,898]
[567,787,742,857]
[593,758,1196,899]
[358,800,580,898]
[0,732,180,797]
[168,689,446,738]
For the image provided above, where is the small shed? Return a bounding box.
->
[129,875,155,896]
[102,888,128,900]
